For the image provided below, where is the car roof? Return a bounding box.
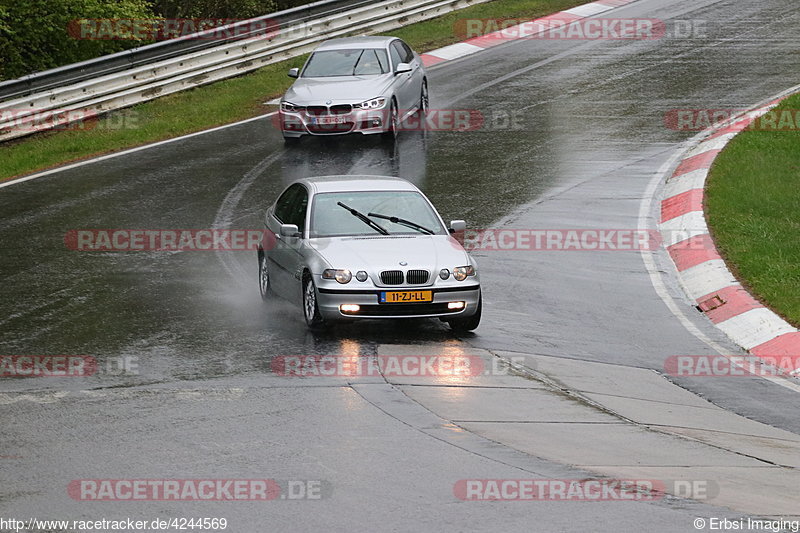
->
[314,36,398,51]
[296,175,420,194]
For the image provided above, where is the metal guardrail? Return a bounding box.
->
[0,0,373,100]
[0,0,492,142]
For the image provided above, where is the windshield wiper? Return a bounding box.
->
[351,50,366,76]
[338,202,389,235]
[367,212,435,235]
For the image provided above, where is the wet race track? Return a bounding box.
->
[2,0,800,531]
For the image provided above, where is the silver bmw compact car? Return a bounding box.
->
[279,36,428,142]
[257,176,481,331]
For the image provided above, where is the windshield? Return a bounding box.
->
[302,49,390,77]
[310,191,446,238]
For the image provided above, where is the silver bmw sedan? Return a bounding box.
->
[279,36,428,142]
[257,176,482,331]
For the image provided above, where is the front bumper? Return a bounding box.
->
[280,109,389,137]
[315,284,481,321]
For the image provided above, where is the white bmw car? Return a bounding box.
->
[279,36,428,142]
[257,176,482,331]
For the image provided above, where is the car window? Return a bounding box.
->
[398,41,414,63]
[288,187,308,233]
[389,43,404,70]
[303,49,390,77]
[274,185,300,223]
[310,191,446,238]
[353,49,388,76]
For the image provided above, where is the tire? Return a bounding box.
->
[258,252,271,301]
[448,296,481,333]
[418,79,429,116]
[283,135,300,145]
[383,100,399,141]
[302,274,327,329]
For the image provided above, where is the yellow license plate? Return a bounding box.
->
[380,291,433,304]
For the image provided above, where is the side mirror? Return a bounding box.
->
[394,62,412,75]
[449,220,466,233]
[288,68,299,79]
[280,224,300,238]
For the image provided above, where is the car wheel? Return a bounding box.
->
[283,135,300,145]
[303,274,327,329]
[258,252,271,301]
[418,79,429,116]
[383,100,399,141]
[448,296,481,333]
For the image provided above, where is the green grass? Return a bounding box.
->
[0,0,585,181]
[706,93,800,326]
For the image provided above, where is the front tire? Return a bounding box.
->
[303,274,327,329]
[383,100,399,142]
[258,252,271,301]
[448,296,481,333]
[418,79,429,116]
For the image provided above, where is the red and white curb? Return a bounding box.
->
[660,87,800,375]
[420,0,639,67]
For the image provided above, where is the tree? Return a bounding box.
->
[0,0,155,80]
[151,0,277,19]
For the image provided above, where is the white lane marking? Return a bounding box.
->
[664,169,708,198]
[659,211,708,247]
[716,309,797,351]
[212,150,285,284]
[678,260,738,301]
[0,391,71,404]
[564,3,615,17]
[0,112,278,190]
[426,42,485,61]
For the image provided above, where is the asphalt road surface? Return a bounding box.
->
[2,0,799,531]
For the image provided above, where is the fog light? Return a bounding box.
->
[356,271,368,282]
[439,269,450,280]
[360,118,383,129]
[447,302,466,310]
[340,304,361,313]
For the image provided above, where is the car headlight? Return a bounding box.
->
[323,269,352,284]
[453,265,476,281]
[355,97,387,110]
[281,101,302,112]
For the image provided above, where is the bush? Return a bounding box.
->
[0,0,154,80]
[152,0,278,19]
[0,0,296,80]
